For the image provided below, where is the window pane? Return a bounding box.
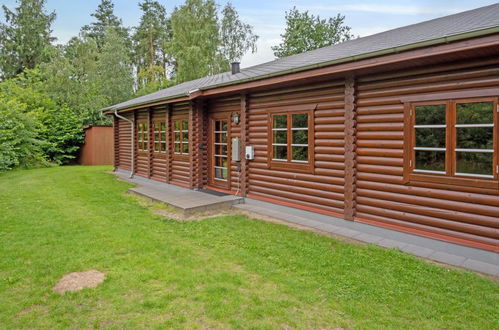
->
[415,128,446,148]
[222,168,228,179]
[292,113,308,128]
[182,142,189,154]
[182,120,188,130]
[160,122,166,131]
[415,150,445,172]
[174,132,180,142]
[456,127,493,150]
[292,146,308,161]
[143,142,148,151]
[154,142,159,152]
[161,142,166,152]
[182,131,188,141]
[174,121,180,130]
[273,130,287,144]
[292,130,308,145]
[174,142,181,153]
[273,115,287,129]
[415,104,446,125]
[221,121,228,131]
[456,152,493,176]
[273,145,287,160]
[457,102,493,124]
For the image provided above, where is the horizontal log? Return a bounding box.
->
[357,164,403,176]
[315,131,344,140]
[356,140,402,149]
[357,113,404,124]
[356,212,499,247]
[357,188,499,224]
[249,167,344,186]
[248,174,344,194]
[357,122,403,131]
[357,172,404,184]
[357,148,403,158]
[315,124,344,132]
[357,104,404,115]
[249,185,344,209]
[356,204,499,239]
[315,139,345,147]
[357,184,499,214]
[357,156,402,167]
[314,146,344,155]
[315,109,345,118]
[314,116,344,125]
[357,131,403,140]
[315,161,345,171]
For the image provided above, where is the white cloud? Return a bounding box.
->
[297,4,466,16]
[241,38,280,68]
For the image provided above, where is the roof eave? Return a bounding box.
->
[105,25,499,114]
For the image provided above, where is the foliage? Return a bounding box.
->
[219,2,258,64]
[272,7,354,58]
[169,0,224,83]
[133,0,171,90]
[0,72,83,166]
[0,0,56,79]
[80,0,129,49]
[0,166,498,328]
[98,28,134,107]
[0,98,45,171]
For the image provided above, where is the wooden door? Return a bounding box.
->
[208,115,231,189]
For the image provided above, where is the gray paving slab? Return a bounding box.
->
[429,251,466,267]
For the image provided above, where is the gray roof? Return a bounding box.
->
[106,3,499,112]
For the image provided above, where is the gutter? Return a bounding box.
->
[113,109,135,178]
[107,26,499,113]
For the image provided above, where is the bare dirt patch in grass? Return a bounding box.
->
[53,270,105,294]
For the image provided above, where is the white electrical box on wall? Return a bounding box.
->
[245,146,254,160]
[232,137,241,162]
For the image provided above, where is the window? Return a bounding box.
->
[269,111,313,172]
[153,121,167,153]
[407,98,498,188]
[137,122,148,152]
[173,119,189,155]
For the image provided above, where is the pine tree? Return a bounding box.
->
[272,7,354,58]
[99,28,134,106]
[81,0,129,49]
[0,0,56,79]
[133,0,171,90]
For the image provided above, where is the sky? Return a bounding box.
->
[1,0,498,68]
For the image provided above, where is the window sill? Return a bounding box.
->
[269,160,313,174]
[407,172,499,190]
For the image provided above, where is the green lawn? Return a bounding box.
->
[0,166,497,329]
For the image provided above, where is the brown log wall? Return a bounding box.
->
[117,112,133,170]
[355,58,499,247]
[247,81,346,215]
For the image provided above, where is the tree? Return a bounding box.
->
[0,97,44,170]
[219,2,258,64]
[133,0,171,90]
[272,7,354,58]
[0,71,83,165]
[98,28,134,106]
[0,0,56,79]
[81,0,129,49]
[169,0,221,83]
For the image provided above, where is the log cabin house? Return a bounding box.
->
[104,4,499,252]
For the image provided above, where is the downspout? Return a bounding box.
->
[114,109,135,178]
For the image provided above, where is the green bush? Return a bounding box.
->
[0,98,46,171]
[0,73,84,168]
